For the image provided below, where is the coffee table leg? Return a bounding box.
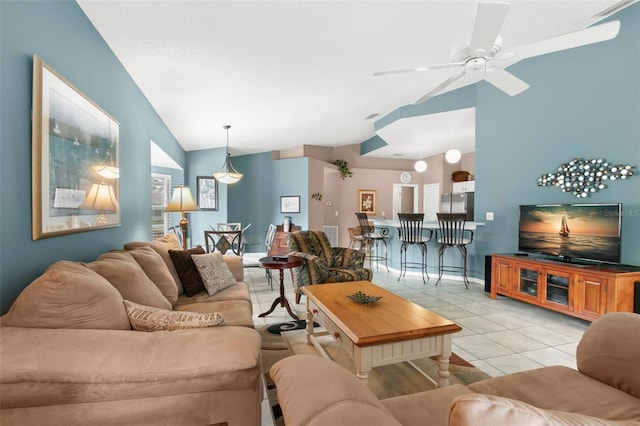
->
[437,334,453,387]
[354,348,371,386]
[306,302,313,344]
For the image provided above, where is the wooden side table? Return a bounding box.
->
[258,255,303,320]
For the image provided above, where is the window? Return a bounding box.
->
[151,173,171,240]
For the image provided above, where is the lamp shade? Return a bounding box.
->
[92,165,120,179]
[214,125,243,184]
[165,185,200,213]
[80,182,119,211]
[213,154,243,184]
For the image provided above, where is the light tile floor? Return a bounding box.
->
[247,265,591,426]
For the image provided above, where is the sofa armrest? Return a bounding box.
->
[577,312,640,399]
[330,247,366,268]
[270,355,401,426]
[222,254,244,282]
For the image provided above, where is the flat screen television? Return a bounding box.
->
[518,203,622,264]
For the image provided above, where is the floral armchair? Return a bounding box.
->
[288,230,372,303]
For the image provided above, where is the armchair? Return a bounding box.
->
[288,230,372,303]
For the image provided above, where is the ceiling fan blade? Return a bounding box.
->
[469,1,510,55]
[496,20,621,66]
[413,71,479,105]
[374,61,464,77]
[483,68,529,96]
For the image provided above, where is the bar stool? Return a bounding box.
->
[435,213,474,288]
[354,212,389,271]
[397,213,433,284]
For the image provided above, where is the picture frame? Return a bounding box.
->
[280,195,300,213]
[358,189,377,215]
[196,176,218,210]
[32,55,120,240]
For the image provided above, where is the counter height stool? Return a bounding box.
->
[397,213,433,284]
[355,212,389,272]
[435,213,474,288]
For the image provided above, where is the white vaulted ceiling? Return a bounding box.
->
[77,0,631,160]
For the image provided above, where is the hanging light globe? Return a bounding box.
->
[445,148,462,164]
[414,160,427,172]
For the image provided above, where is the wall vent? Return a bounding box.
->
[323,226,339,246]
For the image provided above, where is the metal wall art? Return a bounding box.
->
[538,158,635,198]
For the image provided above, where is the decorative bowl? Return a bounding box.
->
[347,291,382,305]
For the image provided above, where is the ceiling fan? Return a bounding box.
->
[374,1,621,105]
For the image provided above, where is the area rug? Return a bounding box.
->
[260,323,491,424]
[280,328,491,399]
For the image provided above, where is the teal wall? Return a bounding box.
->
[475,7,640,267]
[1,1,638,316]
[0,1,184,313]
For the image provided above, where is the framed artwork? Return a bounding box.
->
[358,189,377,215]
[196,176,218,210]
[280,195,300,213]
[32,55,120,240]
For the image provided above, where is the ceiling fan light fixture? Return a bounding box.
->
[213,125,243,185]
[414,160,427,172]
[446,149,462,164]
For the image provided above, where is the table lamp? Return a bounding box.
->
[164,185,200,250]
[79,181,119,225]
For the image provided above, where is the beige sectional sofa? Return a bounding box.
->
[270,312,640,425]
[0,234,262,426]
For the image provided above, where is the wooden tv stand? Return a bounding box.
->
[490,254,640,321]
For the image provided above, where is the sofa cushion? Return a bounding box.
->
[169,246,206,297]
[191,253,237,296]
[124,234,183,294]
[2,261,130,330]
[127,245,179,306]
[449,393,633,426]
[175,299,254,328]
[123,300,224,331]
[0,325,261,408]
[87,251,172,310]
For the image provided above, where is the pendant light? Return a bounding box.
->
[445,148,462,164]
[414,160,427,172]
[213,125,243,184]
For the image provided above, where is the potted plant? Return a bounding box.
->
[334,159,353,180]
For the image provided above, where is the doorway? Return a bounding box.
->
[392,184,419,219]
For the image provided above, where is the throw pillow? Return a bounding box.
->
[123,300,224,331]
[168,246,206,297]
[127,245,179,306]
[3,261,131,330]
[87,251,172,310]
[191,252,237,296]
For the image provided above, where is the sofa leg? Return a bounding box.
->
[296,292,301,304]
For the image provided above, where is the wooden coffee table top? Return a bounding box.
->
[302,281,462,347]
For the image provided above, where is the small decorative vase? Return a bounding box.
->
[283,216,291,232]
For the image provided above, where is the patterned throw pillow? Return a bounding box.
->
[123,300,224,331]
[191,253,237,295]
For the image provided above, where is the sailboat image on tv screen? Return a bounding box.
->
[559,214,570,237]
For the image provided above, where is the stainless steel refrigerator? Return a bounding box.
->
[440,192,474,221]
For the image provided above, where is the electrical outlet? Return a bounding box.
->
[486,212,494,221]
[335,211,339,216]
